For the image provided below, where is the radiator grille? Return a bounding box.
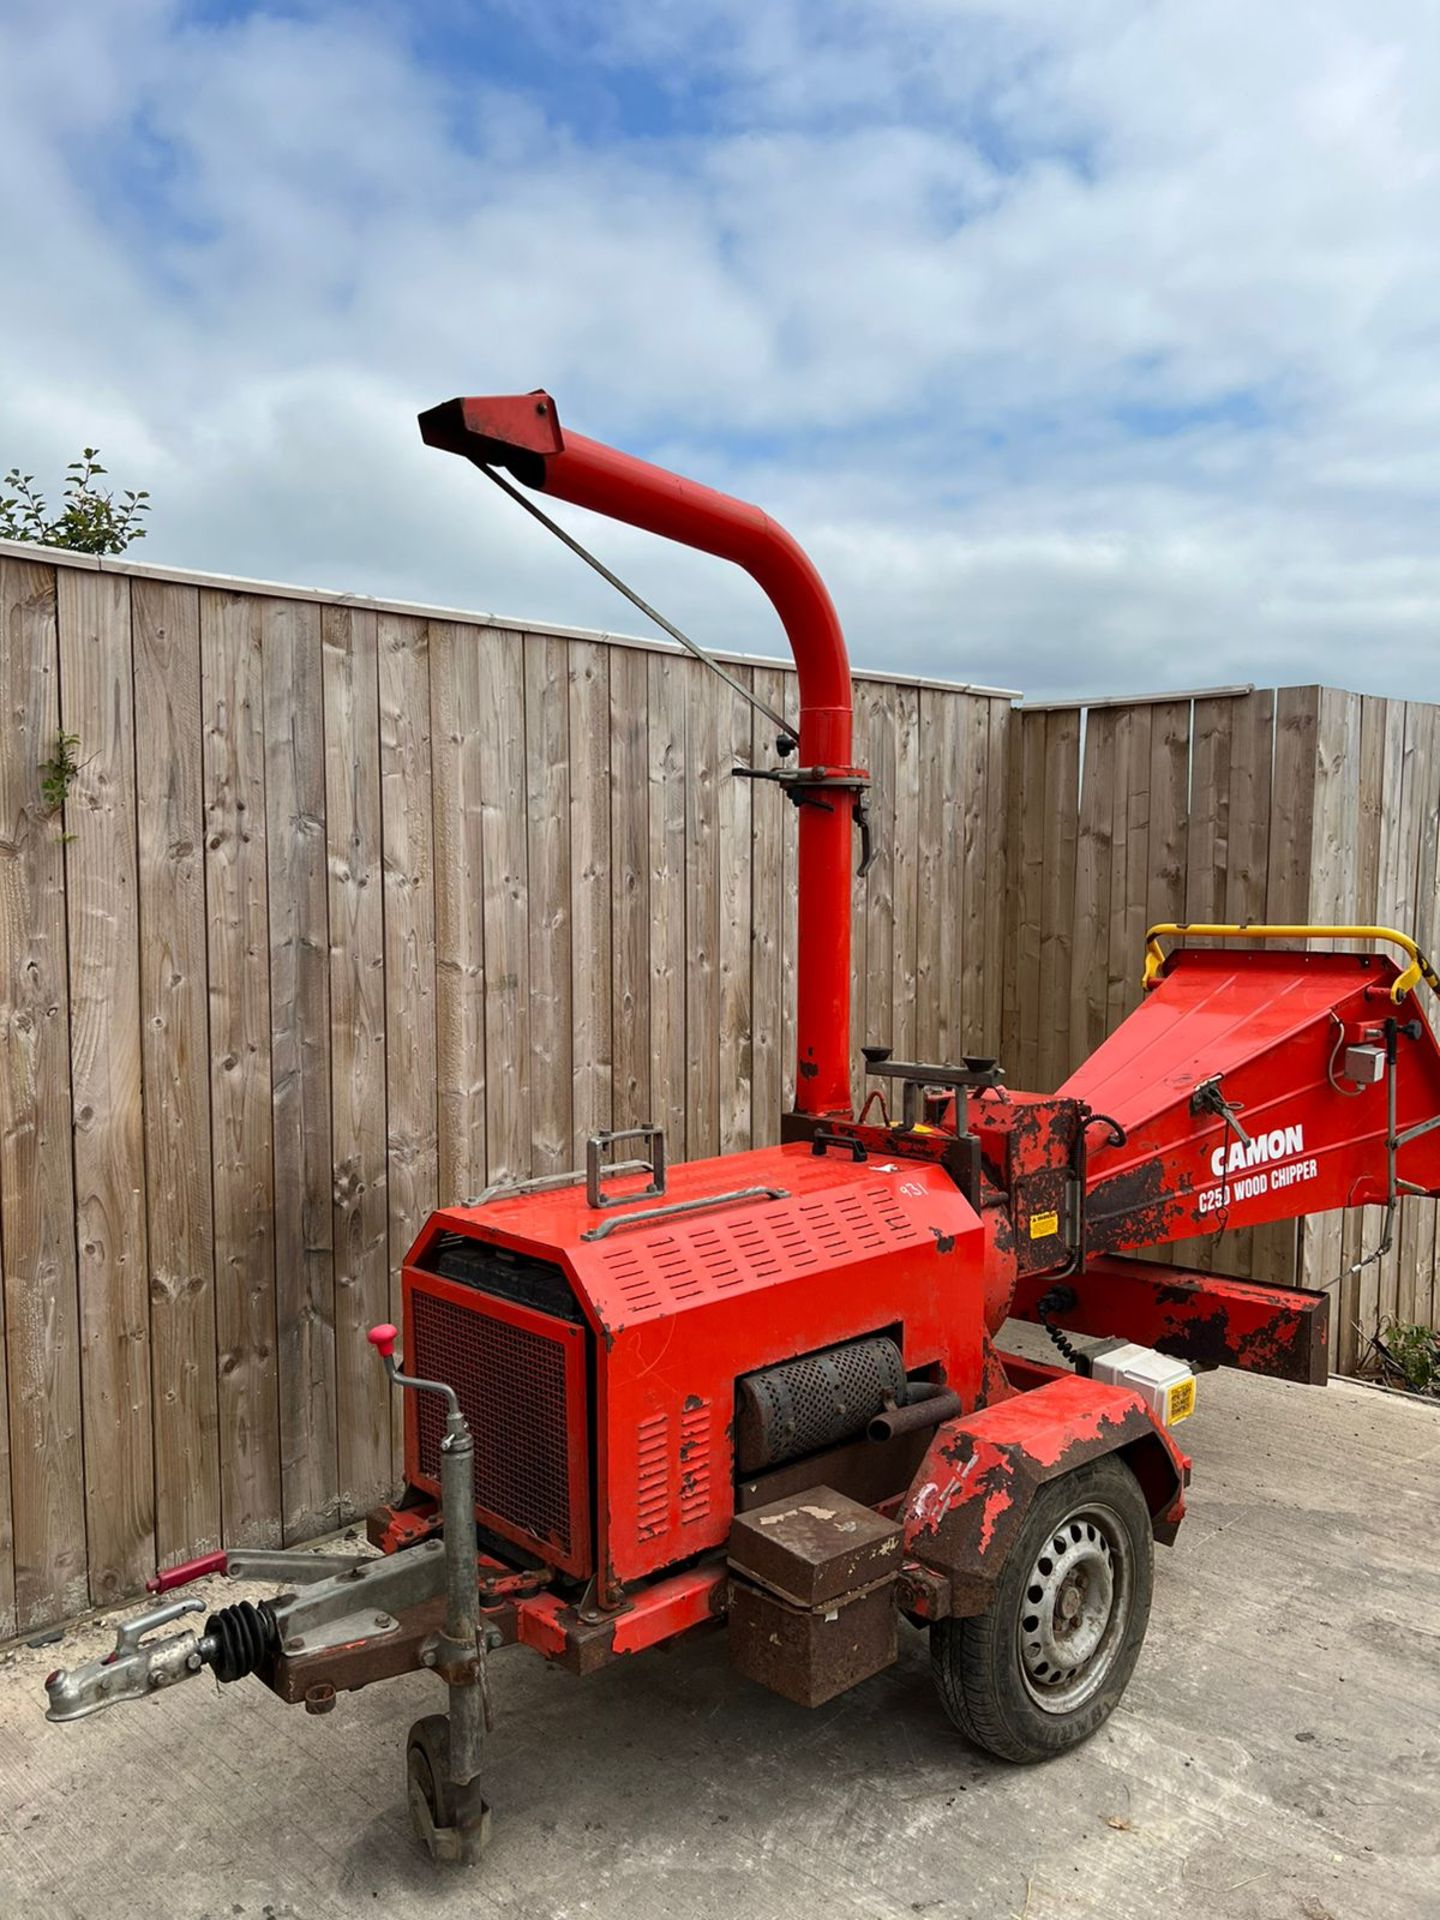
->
[411,1287,578,1563]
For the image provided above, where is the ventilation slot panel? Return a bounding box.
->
[636,1412,670,1539]
[679,1400,713,1525]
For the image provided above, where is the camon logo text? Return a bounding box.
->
[1210,1124,1305,1180]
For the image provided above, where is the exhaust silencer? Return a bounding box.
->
[735,1337,906,1473]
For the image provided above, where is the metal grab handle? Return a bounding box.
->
[1143,923,1440,1005]
[811,1129,867,1161]
[464,1150,658,1210]
[586,1127,667,1208]
[113,1598,204,1655]
[581,1186,789,1242]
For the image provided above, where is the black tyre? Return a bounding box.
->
[406,1711,491,1864]
[406,1713,454,1842]
[930,1455,1154,1763]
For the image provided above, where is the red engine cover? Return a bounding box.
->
[402,1143,987,1586]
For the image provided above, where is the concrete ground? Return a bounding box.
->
[2,1364,1438,1920]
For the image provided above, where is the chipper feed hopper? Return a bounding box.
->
[44,393,1440,1864]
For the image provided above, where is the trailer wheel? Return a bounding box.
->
[930,1455,1153,1763]
[406,1713,455,1846]
[406,1713,491,1864]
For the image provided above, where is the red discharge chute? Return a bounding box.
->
[1063,947,1440,1256]
[419,391,860,1119]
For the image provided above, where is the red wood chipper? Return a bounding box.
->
[44,393,1440,1864]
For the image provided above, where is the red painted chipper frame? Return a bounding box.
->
[46,393,1440,1863]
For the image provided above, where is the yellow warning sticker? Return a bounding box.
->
[1029,1209,1060,1240]
[1166,1377,1197,1424]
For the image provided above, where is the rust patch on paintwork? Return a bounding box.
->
[929,1227,957,1254]
[1085,1153,1190,1254]
[1154,1283,1193,1306]
[1013,1259,1328,1385]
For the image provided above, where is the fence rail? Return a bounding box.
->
[0,540,1435,1634]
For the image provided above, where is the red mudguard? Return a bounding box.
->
[902,1374,1189,1616]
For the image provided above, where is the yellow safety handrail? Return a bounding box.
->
[1142,923,1440,1004]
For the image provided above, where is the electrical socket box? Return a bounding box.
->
[1090,1340,1196,1427]
[1343,1045,1387,1086]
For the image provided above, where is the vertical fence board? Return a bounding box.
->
[719,675,753,1155]
[480,629,530,1184]
[957,695,988,1055]
[648,654,688,1158]
[1268,687,1321,924]
[133,580,222,1570]
[0,557,86,1630]
[1227,690,1274,926]
[525,636,572,1175]
[1037,711,1080,1090]
[1003,712,1046,1091]
[1106,705,1152,1046]
[1147,701,1189,937]
[859,680,895,1085]
[569,642,612,1155]
[749,668,787,1145]
[58,571,155,1604]
[323,606,390,1513]
[686,668,722,1158]
[1186,696,1231,928]
[430,623,487,1203]
[1071,709,1116,1068]
[263,598,337,1543]
[1395,702,1439,1338]
[935,695,967,1065]
[913,692,945,1063]
[610,649,651,1134]
[891,687,921,1062]
[201,591,281,1546]
[981,700,1011,1054]
[379,613,437,1480]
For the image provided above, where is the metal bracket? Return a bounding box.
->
[1191,1075,1251,1147]
[586,1127,667,1208]
[734,762,874,875]
[861,1047,1004,1130]
[811,1129,867,1162]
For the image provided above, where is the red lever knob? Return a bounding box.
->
[367,1323,398,1359]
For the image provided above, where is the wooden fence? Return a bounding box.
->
[0,545,1011,1636]
[0,541,1435,1635]
[1002,688,1440,1362]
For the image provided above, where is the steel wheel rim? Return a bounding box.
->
[1016,1500,1131,1714]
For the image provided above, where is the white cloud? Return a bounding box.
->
[1,0,1438,699]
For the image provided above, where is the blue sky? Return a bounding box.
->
[2,0,1438,698]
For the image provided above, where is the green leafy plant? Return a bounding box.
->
[1,449,151,554]
[39,730,85,841]
[1371,1317,1440,1395]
